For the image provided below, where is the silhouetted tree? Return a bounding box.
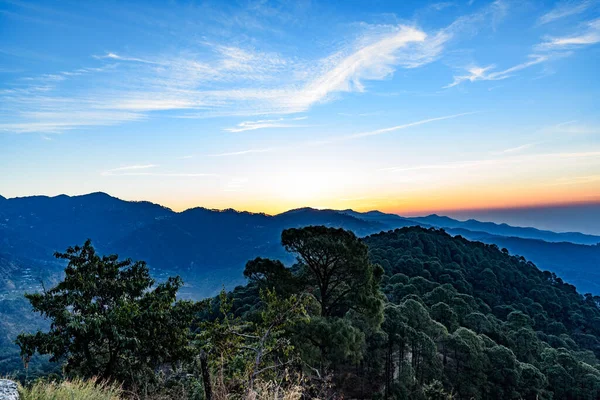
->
[16,240,199,388]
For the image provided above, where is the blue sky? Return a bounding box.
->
[1,0,599,220]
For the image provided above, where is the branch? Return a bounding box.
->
[252,358,295,378]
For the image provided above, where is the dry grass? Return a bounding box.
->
[17,376,310,400]
[18,377,123,400]
[245,380,303,400]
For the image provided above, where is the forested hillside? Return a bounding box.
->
[7,226,600,399]
[366,227,600,398]
[214,226,600,399]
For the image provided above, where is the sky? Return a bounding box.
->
[1,0,599,226]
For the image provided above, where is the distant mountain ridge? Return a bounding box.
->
[1,192,599,296]
[408,213,600,245]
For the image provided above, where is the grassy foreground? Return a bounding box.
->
[18,378,122,400]
[17,377,305,400]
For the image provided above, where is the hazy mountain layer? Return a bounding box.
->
[1,192,599,297]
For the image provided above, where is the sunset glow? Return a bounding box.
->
[1,0,599,221]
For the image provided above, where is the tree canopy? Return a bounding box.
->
[13,226,600,399]
[16,240,199,388]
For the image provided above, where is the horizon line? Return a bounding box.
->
[2,190,600,220]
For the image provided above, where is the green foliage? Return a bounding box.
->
[369,226,600,399]
[12,225,600,399]
[198,288,309,395]
[281,226,384,320]
[16,240,200,389]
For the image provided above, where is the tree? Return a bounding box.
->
[198,288,309,397]
[518,363,547,400]
[243,257,297,296]
[430,302,458,332]
[484,345,520,399]
[16,240,199,388]
[281,226,384,320]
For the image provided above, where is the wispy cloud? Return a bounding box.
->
[338,111,384,117]
[285,26,428,110]
[380,150,600,173]
[310,112,479,145]
[541,120,600,135]
[380,159,509,173]
[92,52,158,64]
[206,112,477,157]
[101,164,158,176]
[207,148,273,157]
[350,112,478,139]
[0,1,527,133]
[538,1,593,25]
[0,19,453,133]
[117,172,217,177]
[446,11,600,88]
[445,55,549,88]
[495,143,537,154]
[102,164,217,177]
[224,117,307,133]
[0,111,145,133]
[538,18,600,49]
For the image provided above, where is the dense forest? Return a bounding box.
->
[9,226,600,399]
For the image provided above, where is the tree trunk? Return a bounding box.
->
[200,350,212,400]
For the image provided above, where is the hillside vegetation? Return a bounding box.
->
[10,226,600,399]
[366,227,600,398]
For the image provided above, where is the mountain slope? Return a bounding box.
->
[446,228,600,294]
[345,210,600,294]
[1,193,600,299]
[0,192,172,253]
[363,227,600,399]
[408,213,600,245]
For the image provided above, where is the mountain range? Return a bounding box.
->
[1,192,599,297]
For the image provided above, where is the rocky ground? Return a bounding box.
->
[0,379,18,399]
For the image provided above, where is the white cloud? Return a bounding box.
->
[445,55,549,88]
[102,164,217,177]
[349,112,478,139]
[93,52,158,64]
[538,18,600,49]
[538,1,593,25]
[224,117,307,132]
[287,26,428,110]
[206,112,477,157]
[101,164,158,176]
[307,112,478,146]
[0,2,516,133]
[495,143,537,154]
[541,120,600,135]
[380,159,509,172]
[115,172,217,177]
[207,148,273,157]
[380,150,600,173]
[446,13,600,88]
[1,21,454,133]
[0,110,145,133]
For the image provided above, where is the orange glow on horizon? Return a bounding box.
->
[153,182,600,216]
